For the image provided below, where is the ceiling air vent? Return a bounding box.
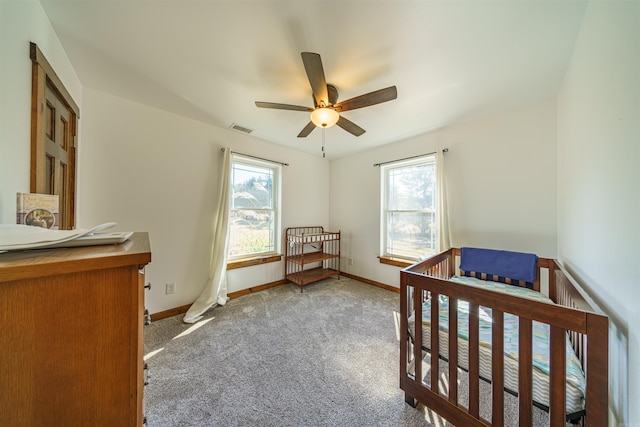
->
[229,123,253,134]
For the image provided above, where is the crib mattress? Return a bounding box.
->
[407,275,586,415]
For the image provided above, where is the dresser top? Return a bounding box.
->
[0,232,151,283]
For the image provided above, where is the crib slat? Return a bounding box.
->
[492,309,505,427]
[431,292,440,394]
[448,297,458,404]
[518,317,533,426]
[549,325,566,425]
[585,312,609,426]
[414,288,423,386]
[400,282,413,405]
[468,302,480,417]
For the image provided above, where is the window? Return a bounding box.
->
[228,155,281,259]
[381,154,438,260]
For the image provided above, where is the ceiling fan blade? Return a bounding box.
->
[333,86,397,112]
[255,101,313,112]
[301,52,329,107]
[336,116,366,137]
[297,121,316,138]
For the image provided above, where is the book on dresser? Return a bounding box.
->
[16,192,60,230]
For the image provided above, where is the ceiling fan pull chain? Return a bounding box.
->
[322,127,326,158]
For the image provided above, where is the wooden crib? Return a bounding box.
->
[400,248,608,426]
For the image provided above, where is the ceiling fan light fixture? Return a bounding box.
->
[310,107,339,128]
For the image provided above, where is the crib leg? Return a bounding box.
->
[405,393,417,408]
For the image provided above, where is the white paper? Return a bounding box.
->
[0,222,117,251]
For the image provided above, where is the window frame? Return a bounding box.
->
[380,154,438,262]
[227,154,282,261]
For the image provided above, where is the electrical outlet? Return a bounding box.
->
[348,257,354,266]
[165,282,176,295]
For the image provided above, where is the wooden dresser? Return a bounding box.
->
[0,232,151,426]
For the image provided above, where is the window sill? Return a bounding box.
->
[378,256,416,268]
[227,254,282,270]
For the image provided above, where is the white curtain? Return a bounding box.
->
[436,148,451,251]
[183,148,232,324]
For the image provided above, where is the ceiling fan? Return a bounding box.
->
[255,52,397,138]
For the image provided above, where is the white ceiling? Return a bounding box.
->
[39,0,587,159]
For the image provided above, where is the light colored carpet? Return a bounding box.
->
[143,277,556,426]
[144,277,441,426]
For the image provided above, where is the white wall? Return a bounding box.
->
[330,97,558,287]
[78,89,330,313]
[557,1,640,425]
[0,0,82,223]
